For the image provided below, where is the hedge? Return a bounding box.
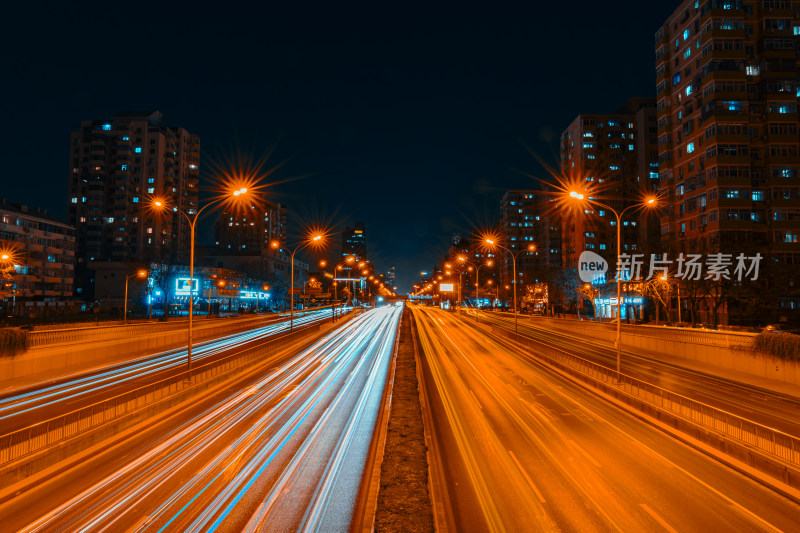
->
[0,328,29,357]
[752,331,800,362]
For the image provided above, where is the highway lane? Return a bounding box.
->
[0,308,345,435]
[473,310,800,436]
[0,305,400,532]
[414,307,800,532]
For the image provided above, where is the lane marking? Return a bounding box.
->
[567,440,602,469]
[508,450,546,503]
[639,503,678,533]
[469,389,483,410]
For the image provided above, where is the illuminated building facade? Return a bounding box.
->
[498,190,563,287]
[341,222,367,260]
[0,200,75,303]
[560,98,660,283]
[656,0,800,321]
[68,110,199,297]
[214,198,286,253]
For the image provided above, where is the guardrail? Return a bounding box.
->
[488,325,800,467]
[0,323,321,467]
[529,316,756,349]
[26,312,318,348]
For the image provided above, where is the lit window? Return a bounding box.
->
[609,165,620,170]
[685,85,692,96]
[122,136,130,141]
[71,197,77,203]
[687,142,695,153]
[684,48,691,59]
[134,147,142,153]
[133,197,139,203]
[102,123,111,131]
[629,144,635,151]
[683,29,689,41]
[121,164,128,171]
[147,188,155,193]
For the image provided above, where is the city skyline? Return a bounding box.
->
[1,2,677,291]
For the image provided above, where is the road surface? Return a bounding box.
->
[414,306,799,532]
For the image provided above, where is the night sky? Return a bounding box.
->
[2,2,676,292]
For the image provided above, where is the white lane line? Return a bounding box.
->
[639,503,678,533]
[469,389,483,410]
[508,450,546,504]
[566,440,602,469]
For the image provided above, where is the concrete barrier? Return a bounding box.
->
[532,318,800,386]
[0,316,298,385]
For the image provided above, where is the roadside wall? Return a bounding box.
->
[0,318,285,384]
[534,317,800,386]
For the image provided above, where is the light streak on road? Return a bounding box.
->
[414,307,799,532]
[5,305,401,532]
[0,309,341,428]
[476,311,800,435]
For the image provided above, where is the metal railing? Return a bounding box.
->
[491,325,800,467]
[26,313,294,348]
[0,324,320,466]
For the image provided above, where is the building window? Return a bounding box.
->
[134,147,142,153]
[102,124,111,131]
[687,142,695,153]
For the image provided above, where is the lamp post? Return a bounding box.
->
[281,233,325,332]
[123,270,148,324]
[457,256,493,320]
[569,191,656,377]
[485,240,535,333]
[333,258,356,320]
[153,186,248,372]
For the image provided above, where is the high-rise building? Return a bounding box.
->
[385,266,396,289]
[341,222,367,260]
[68,110,199,297]
[214,198,286,253]
[560,98,660,282]
[0,200,76,308]
[498,190,563,287]
[655,0,800,321]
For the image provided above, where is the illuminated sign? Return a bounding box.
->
[439,283,454,292]
[240,291,271,300]
[175,278,198,295]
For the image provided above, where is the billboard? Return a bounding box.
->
[439,283,454,292]
[175,278,199,295]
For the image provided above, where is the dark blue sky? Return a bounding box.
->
[1,2,676,291]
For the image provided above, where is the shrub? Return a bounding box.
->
[0,328,29,357]
[752,331,800,362]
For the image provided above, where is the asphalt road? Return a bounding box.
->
[0,305,401,532]
[0,309,341,435]
[475,310,800,436]
[414,306,800,532]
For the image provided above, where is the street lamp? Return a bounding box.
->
[458,256,493,321]
[331,255,355,321]
[123,270,148,325]
[284,232,325,332]
[485,239,535,333]
[569,191,657,377]
[152,185,249,371]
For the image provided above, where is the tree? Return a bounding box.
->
[642,276,671,323]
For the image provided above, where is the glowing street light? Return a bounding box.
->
[123,269,148,325]
[485,239,535,333]
[569,190,658,377]
[152,185,250,371]
[282,231,327,331]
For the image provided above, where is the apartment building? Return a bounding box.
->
[68,110,199,297]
